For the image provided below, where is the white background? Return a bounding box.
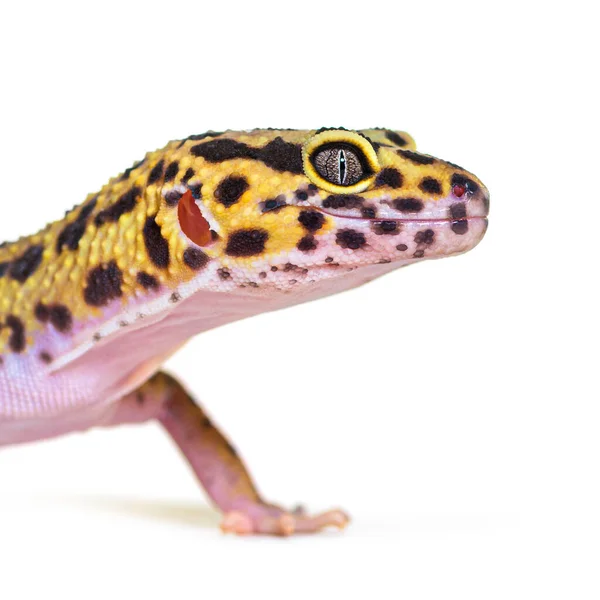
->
[0,1,598,598]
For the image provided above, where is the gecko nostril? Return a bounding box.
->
[451,173,479,197]
[452,184,466,198]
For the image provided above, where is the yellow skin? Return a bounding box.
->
[0,128,489,535]
[0,128,487,355]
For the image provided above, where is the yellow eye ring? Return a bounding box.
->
[302,129,380,194]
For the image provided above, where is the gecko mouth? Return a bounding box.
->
[314,204,488,240]
[317,205,488,225]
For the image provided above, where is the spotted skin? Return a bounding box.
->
[0,128,489,536]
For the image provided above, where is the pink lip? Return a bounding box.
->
[316,206,489,225]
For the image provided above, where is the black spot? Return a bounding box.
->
[413,249,425,258]
[258,137,303,173]
[164,161,179,182]
[376,168,403,188]
[170,292,181,303]
[143,216,170,268]
[450,203,467,220]
[94,187,141,226]
[361,207,377,219]
[217,268,231,279]
[57,197,98,252]
[261,196,287,213]
[414,229,435,245]
[296,190,309,201]
[48,305,73,332]
[373,221,399,235]
[164,190,183,206]
[393,198,424,213]
[451,173,480,194]
[396,244,408,251]
[191,138,249,162]
[84,261,124,306]
[183,247,209,270]
[214,175,249,207]
[324,257,334,263]
[5,315,25,353]
[182,168,195,184]
[420,177,443,195]
[225,229,269,257]
[385,131,408,147]
[336,229,367,250]
[191,137,303,174]
[9,245,44,283]
[147,160,165,185]
[297,235,317,252]
[137,271,159,289]
[34,303,50,322]
[399,150,435,165]
[452,220,469,235]
[322,195,363,209]
[298,210,325,232]
[189,183,203,200]
[39,351,52,364]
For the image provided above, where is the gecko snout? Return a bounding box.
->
[447,173,490,221]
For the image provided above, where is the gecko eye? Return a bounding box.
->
[303,129,380,194]
[311,144,367,187]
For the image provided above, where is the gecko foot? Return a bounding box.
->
[220,505,350,536]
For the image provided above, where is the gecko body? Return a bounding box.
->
[0,128,488,534]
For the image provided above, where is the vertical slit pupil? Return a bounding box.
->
[339,149,347,185]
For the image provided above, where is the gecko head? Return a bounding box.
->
[172,128,489,293]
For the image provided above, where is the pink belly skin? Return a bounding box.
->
[0,260,406,445]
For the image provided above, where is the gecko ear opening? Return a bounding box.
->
[178,190,214,247]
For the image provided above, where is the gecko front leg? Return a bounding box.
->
[105,372,349,536]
